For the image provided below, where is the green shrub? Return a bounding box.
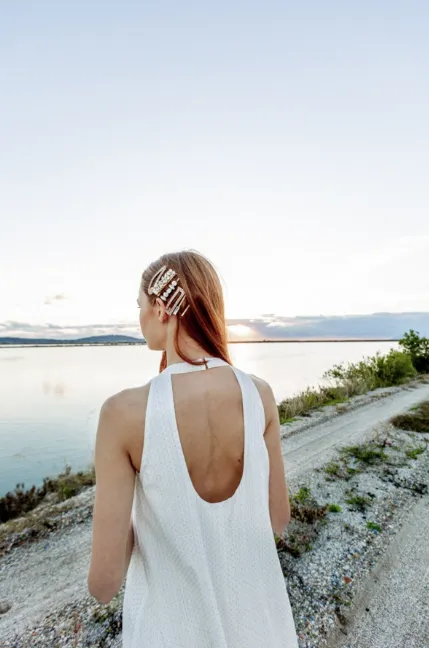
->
[399,330,429,373]
[326,360,375,388]
[278,336,421,424]
[370,350,416,385]
[326,350,415,389]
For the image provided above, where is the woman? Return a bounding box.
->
[88,250,299,647]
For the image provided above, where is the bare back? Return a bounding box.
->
[172,366,245,503]
[125,361,290,531]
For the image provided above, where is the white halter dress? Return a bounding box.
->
[123,358,299,647]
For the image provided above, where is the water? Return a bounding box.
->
[0,341,396,496]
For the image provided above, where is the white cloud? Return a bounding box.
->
[44,293,67,305]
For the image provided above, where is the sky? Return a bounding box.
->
[1,2,428,338]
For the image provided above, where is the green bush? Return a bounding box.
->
[369,350,416,385]
[277,332,424,424]
[399,330,429,374]
[325,349,415,389]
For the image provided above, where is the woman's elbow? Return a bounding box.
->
[87,574,120,605]
[270,497,292,536]
[272,511,291,536]
[271,517,290,536]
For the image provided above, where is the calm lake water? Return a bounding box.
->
[0,342,396,496]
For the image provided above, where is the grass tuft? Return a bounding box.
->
[366,521,382,532]
[292,486,312,504]
[391,401,429,433]
[340,443,388,465]
[278,384,356,423]
[276,486,328,558]
[291,487,328,524]
[405,446,426,460]
[0,465,95,524]
[345,492,374,511]
[324,461,343,478]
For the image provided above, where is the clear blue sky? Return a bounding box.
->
[1,2,428,337]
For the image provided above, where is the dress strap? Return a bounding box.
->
[162,357,230,375]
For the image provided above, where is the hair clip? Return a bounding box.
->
[148,266,188,316]
[148,266,177,297]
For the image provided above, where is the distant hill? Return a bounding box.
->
[2,312,429,345]
[0,335,144,346]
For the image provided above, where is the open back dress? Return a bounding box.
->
[123,358,299,647]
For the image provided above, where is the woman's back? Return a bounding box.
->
[170,360,245,504]
[123,358,298,648]
[88,252,298,647]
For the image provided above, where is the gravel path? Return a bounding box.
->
[0,520,92,636]
[282,383,429,478]
[328,492,429,648]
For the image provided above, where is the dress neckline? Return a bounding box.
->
[163,357,229,374]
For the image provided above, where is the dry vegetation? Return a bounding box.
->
[0,465,95,524]
[278,329,429,424]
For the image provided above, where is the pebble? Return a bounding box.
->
[0,600,12,614]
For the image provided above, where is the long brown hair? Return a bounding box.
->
[141,250,231,372]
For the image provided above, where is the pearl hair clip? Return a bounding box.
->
[148,265,189,317]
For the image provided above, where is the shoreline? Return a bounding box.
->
[231,338,399,344]
[0,339,398,349]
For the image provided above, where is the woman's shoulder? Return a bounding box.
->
[247,373,275,400]
[99,382,153,471]
[101,381,152,428]
[246,373,277,428]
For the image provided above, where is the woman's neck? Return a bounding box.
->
[164,325,211,367]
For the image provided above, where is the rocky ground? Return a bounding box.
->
[328,492,429,648]
[1,381,429,647]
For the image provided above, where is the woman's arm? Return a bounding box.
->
[252,376,291,535]
[263,391,291,535]
[88,392,136,604]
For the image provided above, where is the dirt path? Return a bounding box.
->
[328,492,429,648]
[0,520,92,635]
[1,382,429,639]
[282,383,429,479]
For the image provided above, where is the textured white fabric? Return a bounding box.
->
[123,359,299,648]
